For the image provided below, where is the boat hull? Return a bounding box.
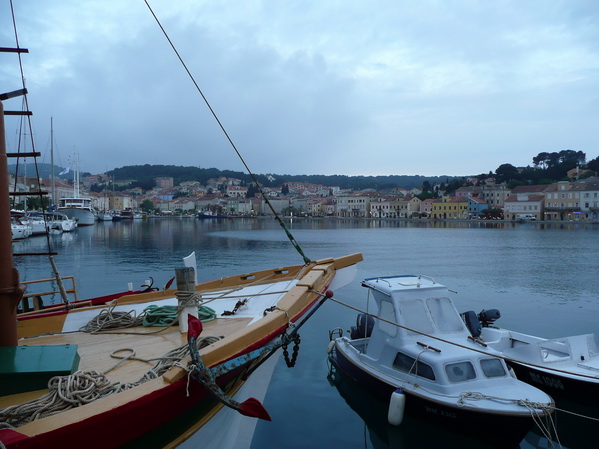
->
[508,361,599,405]
[59,208,95,226]
[330,343,542,448]
[0,363,250,449]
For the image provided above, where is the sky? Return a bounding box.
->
[1,1,598,177]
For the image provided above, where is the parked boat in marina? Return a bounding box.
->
[462,308,599,405]
[96,210,113,221]
[327,275,555,447]
[197,210,229,219]
[58,196,95,226]
[10,216,31,241]
[57,157,95,226]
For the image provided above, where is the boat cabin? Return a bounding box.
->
[58,197,93,210]
[358,275,511,389]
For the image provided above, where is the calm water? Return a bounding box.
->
[12,218,599,449]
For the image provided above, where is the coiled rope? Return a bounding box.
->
[79,304,216,333]
[0,336,220,428]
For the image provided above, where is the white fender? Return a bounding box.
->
[388,388,405,426]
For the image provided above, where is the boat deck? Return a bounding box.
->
[2,317,251,409]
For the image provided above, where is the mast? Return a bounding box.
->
[0,101,24,347]
[50,117,55,207]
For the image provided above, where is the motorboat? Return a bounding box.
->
[463,308,599,405]
[197,210,229,219]
[328,275,555,447]
[96,211,113,221]
[10,217,31,240]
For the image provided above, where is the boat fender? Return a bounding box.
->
[327,340,336,354]
[388,388,405,426]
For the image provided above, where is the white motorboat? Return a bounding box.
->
[96,211,113,221]
[10,217,31,240]
[328,275,555,447]
[462,308,599,405]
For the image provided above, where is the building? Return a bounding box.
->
[577,179,599,221]
[543,181,582,221]
[503,194,544,221]
[335,195,372,218]
[467,196,488,218]
[430,196,469,219]
[479,183,511,209]
[155,177,174,189]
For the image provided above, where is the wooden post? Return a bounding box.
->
[0,101,24,346]
[175,267,198,333]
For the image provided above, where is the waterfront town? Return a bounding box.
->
[8,166,599,223]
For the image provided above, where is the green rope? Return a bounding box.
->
[143,305,217,327]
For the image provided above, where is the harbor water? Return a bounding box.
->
[12,218,599,449]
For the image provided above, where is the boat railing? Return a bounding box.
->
[18,276,79,313]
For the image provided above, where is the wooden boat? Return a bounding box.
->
[463,308,599,405]
[328,275,555,447]
[1,253,361,449]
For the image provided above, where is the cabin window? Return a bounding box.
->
[378,300,397,337]
[393,352,436,381]
[426,297,464,333]
[445,362,476,382]
[400,299,434,336]
[480,358,506,378]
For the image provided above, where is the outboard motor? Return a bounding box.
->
[460,311,481,338]
[350,313,375,340]
[478,309,501,327]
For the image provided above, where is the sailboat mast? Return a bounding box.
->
[50,117,55,207]
[0,101,24,347]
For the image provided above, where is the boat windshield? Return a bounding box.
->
[400,299,435,336]
[426,297,464,333]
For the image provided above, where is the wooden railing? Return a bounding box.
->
[19,276,78,313]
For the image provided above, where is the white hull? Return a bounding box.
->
[59,208,95,226]
[11,223,31,240]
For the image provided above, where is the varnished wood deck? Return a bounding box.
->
[2,317,251,409]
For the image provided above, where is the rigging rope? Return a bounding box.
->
[143,0,311,264]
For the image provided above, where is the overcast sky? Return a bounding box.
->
[2,1,597,177]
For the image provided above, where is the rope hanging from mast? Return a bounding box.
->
[143,0,311,265]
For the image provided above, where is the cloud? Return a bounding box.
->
[1,0,598,177]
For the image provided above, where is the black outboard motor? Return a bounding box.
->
[478,309,501,327]
[350,313,375,340]
[460,311,482,338]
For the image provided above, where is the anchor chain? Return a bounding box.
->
[282,333,301,368]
